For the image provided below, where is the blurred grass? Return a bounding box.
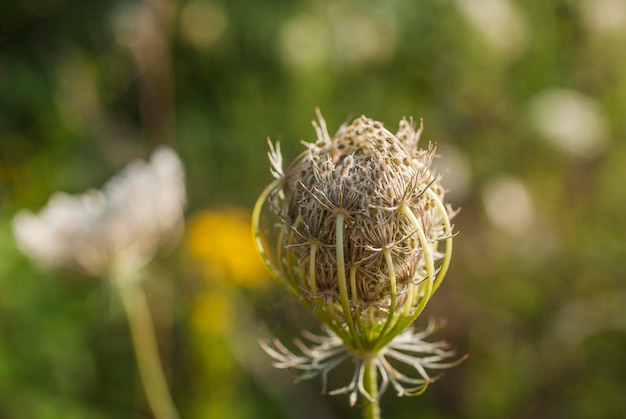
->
[2,0,626,418]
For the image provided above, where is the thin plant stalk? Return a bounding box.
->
[113,277,181,419]
[362,357,381,419]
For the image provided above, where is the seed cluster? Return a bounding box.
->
[261,111,453,348]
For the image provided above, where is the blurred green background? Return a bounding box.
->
[1,0,626,418]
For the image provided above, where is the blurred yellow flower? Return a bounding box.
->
[187,209,267,287]
[191,293,233,335]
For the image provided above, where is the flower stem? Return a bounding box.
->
[114,278,181,419]
[362,358,381,419]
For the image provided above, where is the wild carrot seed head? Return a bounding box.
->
[255,110,454,351]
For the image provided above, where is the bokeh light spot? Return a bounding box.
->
[482,176,534,236]
[179,0,229,50]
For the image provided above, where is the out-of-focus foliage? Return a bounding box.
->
[1,0,626,418]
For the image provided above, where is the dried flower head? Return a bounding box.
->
[255,110,454,348]
[13,147,186,277]
[253,110,462,404]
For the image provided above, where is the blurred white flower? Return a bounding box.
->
[528,89,610,159]
[279,8,397,70]
[331,13,397,67]
[280,14,329,69]
[579,0,626,38]
[12,147,186,277]
[179,0,229,50]
[456,0,528,59]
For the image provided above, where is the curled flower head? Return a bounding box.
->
[253,110,455,352]
[12,147,186,277]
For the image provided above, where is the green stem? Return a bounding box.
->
[362,358,381,419]
[371,249,397,350]
[114,278,181,419]
[426,188,453,293]
[335,213,362,350]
